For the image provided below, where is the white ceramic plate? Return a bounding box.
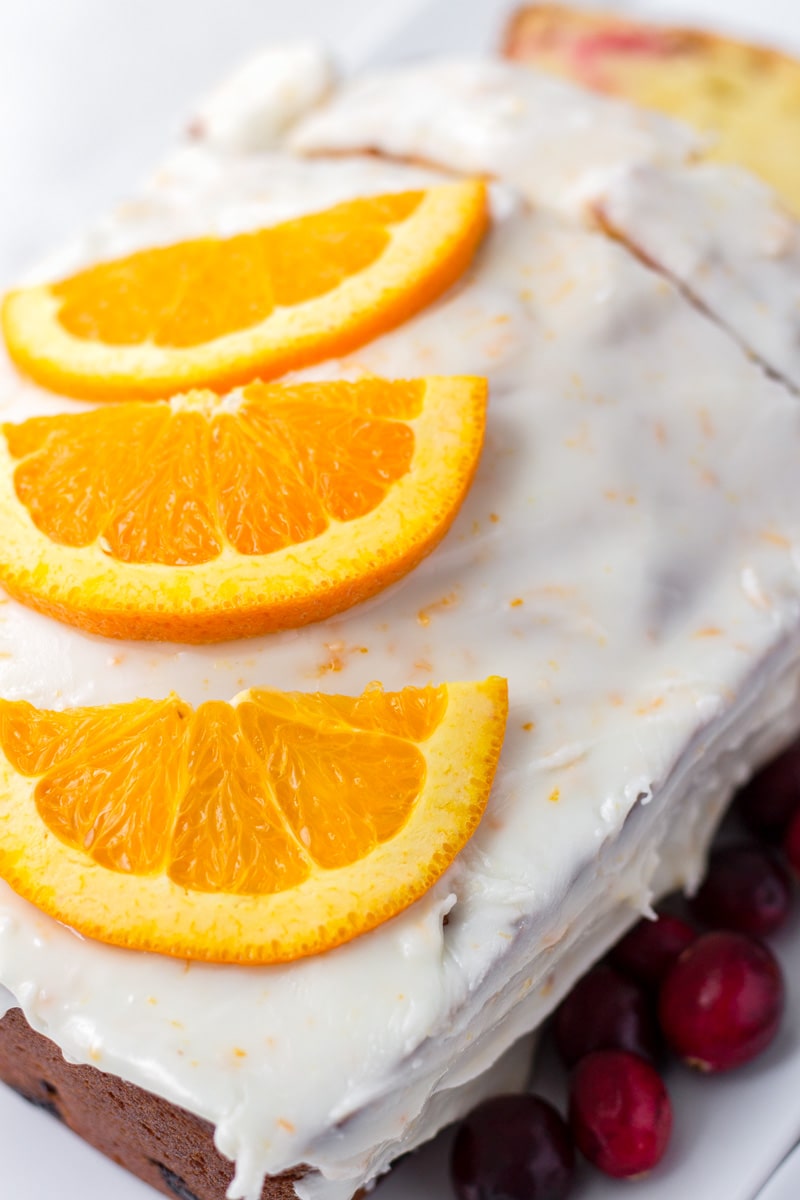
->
[758,1143,800,1200]
[2,1,800,1197]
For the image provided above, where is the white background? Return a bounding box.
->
[2,1,800,1198]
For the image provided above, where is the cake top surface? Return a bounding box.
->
[2,47,800,1200]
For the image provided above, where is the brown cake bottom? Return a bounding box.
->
[0,1007,308,1200]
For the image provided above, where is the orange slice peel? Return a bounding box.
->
[0,375,487,642]
[0,678,508,964]
[2,182,489,400]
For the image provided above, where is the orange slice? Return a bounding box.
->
[2,183,489,399]
[0,678,508,963]
[0,375,487,642]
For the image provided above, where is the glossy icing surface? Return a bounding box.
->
[3,51,800,1200]
[294,58,800,395]
[189,42,336,152]
[595,162,800,392]
[291,56,702,212]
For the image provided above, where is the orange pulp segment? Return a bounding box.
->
[0,376,487,642]
[2,182,489,399]
[0,678,509,963]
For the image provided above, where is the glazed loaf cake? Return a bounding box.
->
[3,42,800,1200]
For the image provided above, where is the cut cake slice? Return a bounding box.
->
[502,3,800,216]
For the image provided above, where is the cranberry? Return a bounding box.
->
[783,808,800,877]
[568,1050,672,1179]
[553,964,659,1068]
[659,931,784,1072]
[735,742,800,841]
[689,844,793,937]
[451,1094,574,1200]
[610,914,697,990]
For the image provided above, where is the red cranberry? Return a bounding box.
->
[451,1094,574,1200]
[568,1050,672,1179]
[553,964,659,1068]
[610,914,697,990]
[783,808,800,877]
[659,931,784,1072]
[689,844,793,937]
[735,742,800,841]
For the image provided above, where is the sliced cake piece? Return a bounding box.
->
[593,162,800,392]
[503,4,800,216]
[293,57,800,392]
[291,56,700,214]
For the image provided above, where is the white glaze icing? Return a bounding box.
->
[292,59,800,393]
[594,162,800,392]
[188,43,336,152]
[290,57,702,213]
[3,52,800,1200]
